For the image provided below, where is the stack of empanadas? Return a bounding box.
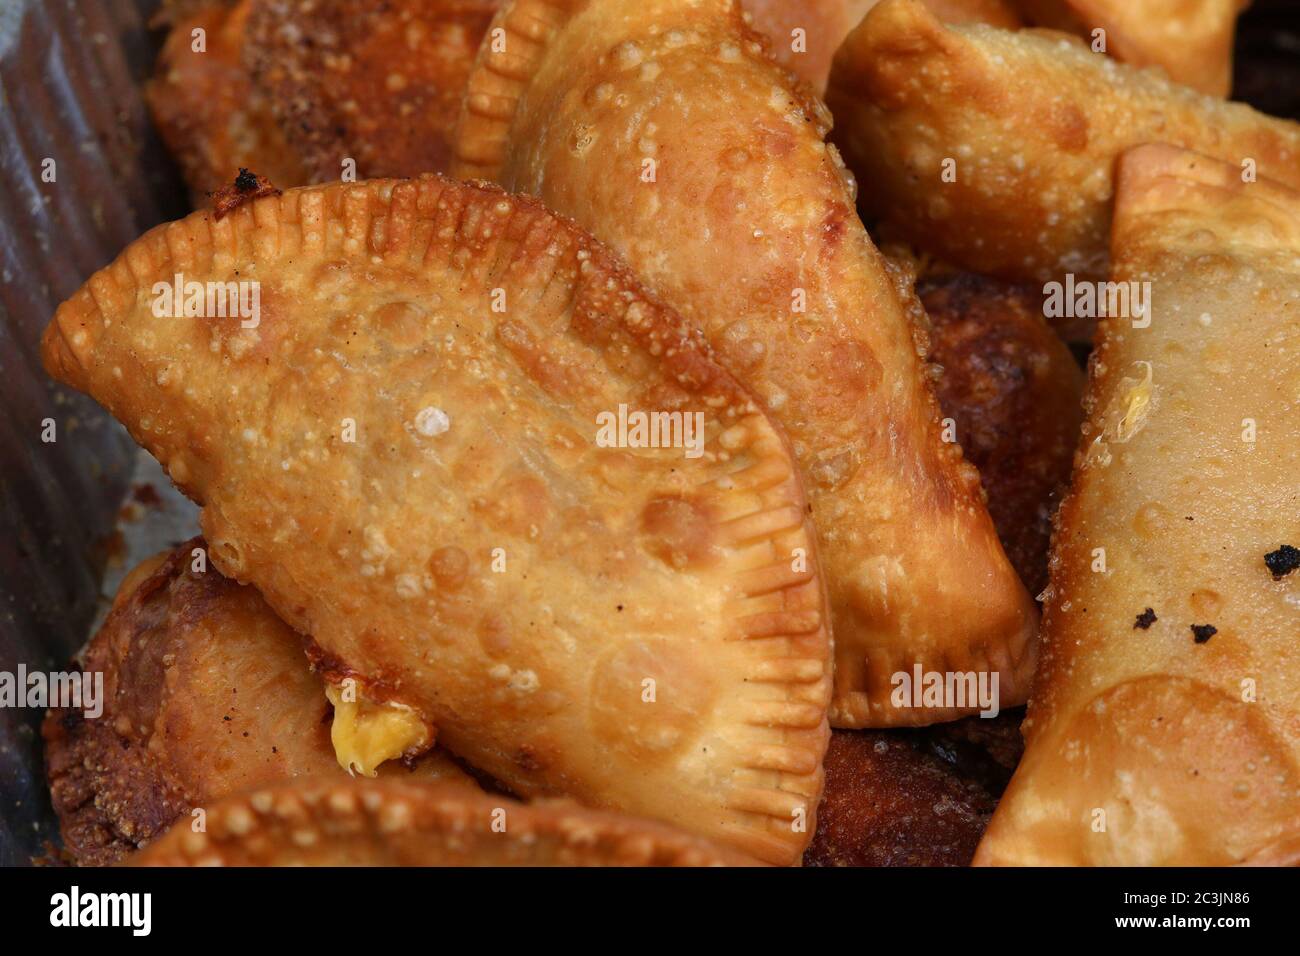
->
[37,0,1298,866]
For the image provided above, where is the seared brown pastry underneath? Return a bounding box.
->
[43,540,475,866]
[921,272,1085,597]
[145,0,309,204]
[804,714,1024,866]
[244,0,499,181]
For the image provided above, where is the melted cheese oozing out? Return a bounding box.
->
[1116,361,1154,442]
[325,684,432,777]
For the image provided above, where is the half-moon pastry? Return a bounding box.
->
[742,0,1020,93]
[1010,0,1248,97]
[453,0,1038,729]
[132,778,759,866]
[41,175,831,865]
[826,0,1300,283]
[243,0,500,181]
[975,145,1300,865]
[919,269,1085,597]
[44,541,477,867]
[146,0,310,203]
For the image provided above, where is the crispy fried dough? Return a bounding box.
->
[1010,0,1248,97]
[132,778,760,865]
[826,0,1300,282]
[920,272,1085,597]
[744,0,1020,92]
[44,542,475,866]
[41,176,831,866]
[453,0,1037,729]
[976,146,1300,865]
[804,725,1014,866]
[146,0,310,204]
[243,0,499,181]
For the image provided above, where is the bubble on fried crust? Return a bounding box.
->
[589,639,715,760]
[430,546,469,590]
[640,496,716,569]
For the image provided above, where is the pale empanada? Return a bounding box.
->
[132,778,759,865]
[244,0,500,181]
[41,176,831,865]
[826,0,1300,283]
[1010,0,1248,97]
[44,541,477,866]
[146,0,310,203]
[742,0,1020,93]
[975,145,1300,866]
[453,0,1038,729]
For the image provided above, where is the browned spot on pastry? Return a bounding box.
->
[429,546,470,590]
[640,497,718,569]
[1134,607,1157,629]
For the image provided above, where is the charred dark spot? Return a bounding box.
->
[211,169,281,220]
[1191,624,1217,644]
[1133,608,1157,629]
[1264,544,1299,579]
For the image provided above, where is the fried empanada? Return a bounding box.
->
[975,145,1300,866]
[920,271,1085,597]
[132,779,759,865]
[243,0,499,181]
[44,541,477,866]
[454,0,1038,729]
[742,0,1020,93]
[1010,0,1248,97]
[826,0,1300,283]
[146,0,310,204]
[41,176,831,866]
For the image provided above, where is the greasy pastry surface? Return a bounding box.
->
[920,271,1085,597]
[41,176,831,866]
[454,0,1037,728]
[976,146,1300,865]
[132,778,760,865]
[146,0,310,203]
[742,0,1019,93]
[43,541,476,867]
[826,0,1300,282]
[803,725,1009,866]
[1011,0,1247,97]
[244,0,500,181]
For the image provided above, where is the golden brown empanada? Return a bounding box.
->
[826,0,1300,283]
[243,0,499,181]
[975,145,1300,866]
[1010,0,1248,97]
[146,0,310,203]
[454,0,1038,729]
[44,541,477,866]
[920,270,1085,597]
[41,176,831,865]
[132,778,759,865]
[742,0,1020,93]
